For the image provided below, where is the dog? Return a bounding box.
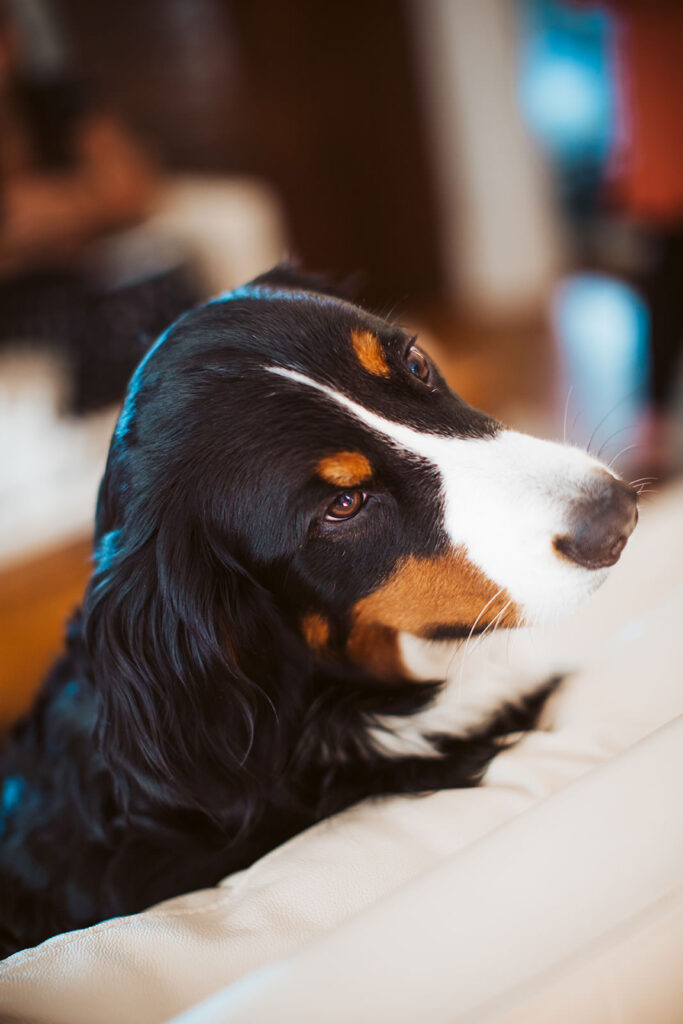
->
[0,267,638,957]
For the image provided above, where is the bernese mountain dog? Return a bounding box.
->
[0,267,637,957]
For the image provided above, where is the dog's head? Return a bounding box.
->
[85,268,637,811]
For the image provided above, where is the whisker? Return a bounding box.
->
[562,385,574,445]
[596,424,636,461]
[607,443,639,470]
[462,588,506,654]
[585,388,640,455]
[488,601,513,638]
[487,596,509,628]
[454,587,506,696]
[469,598,513,653]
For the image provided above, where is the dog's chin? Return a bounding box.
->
[516,564,611,627]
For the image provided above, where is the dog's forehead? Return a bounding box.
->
[190,289,496,443]
[208,288,401,371]
[117,288,496,481]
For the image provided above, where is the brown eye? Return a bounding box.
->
[325,490,366,521]
[405,345,430,382]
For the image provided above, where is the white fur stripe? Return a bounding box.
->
[266,365,447,457]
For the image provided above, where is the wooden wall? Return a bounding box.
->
[61,0,445,308]
[0,539,91,728]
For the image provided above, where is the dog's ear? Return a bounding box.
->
[250,263,361,302]
[83,501,300,824]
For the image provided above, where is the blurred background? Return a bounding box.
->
[1,0,681,725]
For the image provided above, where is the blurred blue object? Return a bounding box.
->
[518,0,617,168]
[552,273,651,459]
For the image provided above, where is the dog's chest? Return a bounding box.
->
[367,630,556,758]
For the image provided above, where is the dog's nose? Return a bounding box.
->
[554,475,638,570]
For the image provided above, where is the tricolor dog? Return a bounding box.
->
[0,268,637,956]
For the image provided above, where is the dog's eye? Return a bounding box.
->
[405,345,431,383]
[325,490,366,521]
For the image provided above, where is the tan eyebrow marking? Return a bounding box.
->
[351,329,390,377]
[301,613,330,653]
[317,451,372,487]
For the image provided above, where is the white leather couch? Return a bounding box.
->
[1,483,682,1024]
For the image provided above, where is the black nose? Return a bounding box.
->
[554,475,638,570]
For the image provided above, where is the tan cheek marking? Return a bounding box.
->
[351,329,390,377]
[317,451,372,487]
[349,550,520,642]
[345,622,412,683]
[301,613,330,654]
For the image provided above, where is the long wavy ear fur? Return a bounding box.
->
[83,488,301,827]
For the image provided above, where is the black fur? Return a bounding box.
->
[0,269,553,957]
